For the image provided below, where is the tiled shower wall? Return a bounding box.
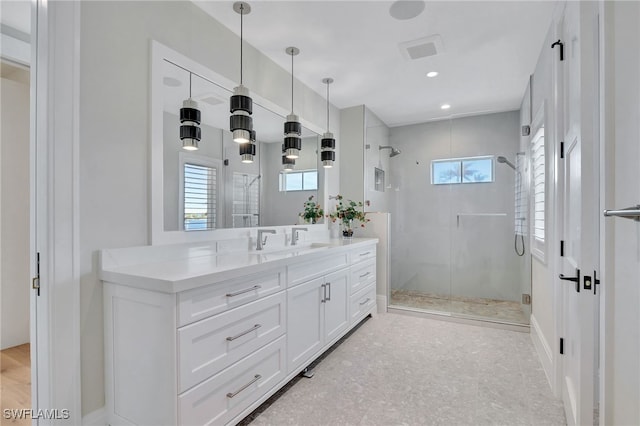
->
[388,111,526,302]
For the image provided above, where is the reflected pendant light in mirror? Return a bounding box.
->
[321,77,336,168]
[240,130,257,163]
[282,155,295,170]
[283,46,302,159]
[230,2,254,144]
[180,72,201,151]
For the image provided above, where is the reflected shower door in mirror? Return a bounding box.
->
[153,42,322,238]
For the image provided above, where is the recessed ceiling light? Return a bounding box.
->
[426,71,438,78]
[440,104,451,110]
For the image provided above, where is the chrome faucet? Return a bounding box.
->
[256,229,276,251]
[291,227,308,246]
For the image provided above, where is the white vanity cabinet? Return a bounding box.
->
[101,238,377,426]
[287,268,350,372]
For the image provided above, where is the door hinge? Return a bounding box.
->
[551,39,564,61]
[560,240,565,257]
[560,141,565,159]
[32,252,40,296]
[560,338,564,354]
[522,294,531,305]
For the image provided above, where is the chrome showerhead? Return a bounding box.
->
[497,156,516,170]
[379,145,401,158]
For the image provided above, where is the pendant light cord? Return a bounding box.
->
[326,82,330,131]
[240,4,244,85]
[189,72,192,98]
[290,52,294,113]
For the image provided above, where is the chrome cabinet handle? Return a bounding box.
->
[359,272,371,278]
[321,283,326,303]
[226,285,261,298]
[359,298,371,306]
[226,374,261,398]
[226,324,261,341]
[359,252,371,256]
[603,205,640,221]
[326,282,331,301]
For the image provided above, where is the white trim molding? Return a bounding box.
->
[530,314,555,393]
[34,0,82,422]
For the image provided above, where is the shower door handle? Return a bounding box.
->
[559,268,580,293]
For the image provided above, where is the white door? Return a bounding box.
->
[600,2,640,425]
[323,269,349,343]
[557,2,599,425]
[286,277,324,371]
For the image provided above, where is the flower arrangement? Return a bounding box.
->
[300,195,324,224]
[328,195,369,237]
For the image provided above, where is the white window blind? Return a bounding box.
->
[184,163,216,231]
[531,127,545,243]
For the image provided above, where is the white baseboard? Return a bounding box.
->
[376,295,387,313]
[82,407,106,426]
[530,314,554,389]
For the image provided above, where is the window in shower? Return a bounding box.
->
[279,169,318,192]
[531,126,546,256]
[431,156,494,184]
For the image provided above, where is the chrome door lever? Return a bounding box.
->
[559,268,581,293]
[603,205,640,221]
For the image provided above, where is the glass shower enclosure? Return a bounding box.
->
[388,111,531,326]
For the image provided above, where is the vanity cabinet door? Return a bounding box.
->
[287,277,324,373]
[323,269,350,344]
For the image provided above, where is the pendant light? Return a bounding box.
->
[180,72,201,151]
[321,77,336,168]
[230,2,253,144]
[240,130,257,163]
[282,143,295,170]
[283,46,302,159]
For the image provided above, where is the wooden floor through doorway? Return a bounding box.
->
[1,344,31,426]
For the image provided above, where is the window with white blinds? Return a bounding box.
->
[531,127,545,245]
[183,163,216,231]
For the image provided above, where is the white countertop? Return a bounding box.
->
[100,238,378,293]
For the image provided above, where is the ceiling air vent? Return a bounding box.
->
[399,34,443,61]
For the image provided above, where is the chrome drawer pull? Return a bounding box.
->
[226,324,262,341]
[359,252,371,256]
[359,272,371,278]
[226,374,261,398]
[226,285,261,298]
[359,298,371,306]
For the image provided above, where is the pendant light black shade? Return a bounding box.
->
[240,130,257,163]
[284,46,302,159]
[180,73,201,151]
[321,77,336,167]
[230,2,254,144]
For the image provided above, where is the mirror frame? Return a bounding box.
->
[150,41,327,245]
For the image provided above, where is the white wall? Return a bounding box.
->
[339,105,365,205]
[1,72,30,349]
[389,111,524,302]
[78,1,337,415]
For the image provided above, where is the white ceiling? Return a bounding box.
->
[194,0,557,127]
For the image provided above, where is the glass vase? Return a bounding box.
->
[342,219,354,240]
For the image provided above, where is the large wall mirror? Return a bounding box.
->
[151,42,326,244]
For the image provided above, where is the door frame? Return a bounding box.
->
[31,0,82,422]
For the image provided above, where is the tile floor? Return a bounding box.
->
[390,289,528,325]
[242,313,565,426]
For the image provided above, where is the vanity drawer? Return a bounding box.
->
[177,291,286,393]
[178,336,286,426]
[350,284,376,324]
[287,253,349,288]
[351,245,376,264]
[177,268,285,327]
[350,259,376,294]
